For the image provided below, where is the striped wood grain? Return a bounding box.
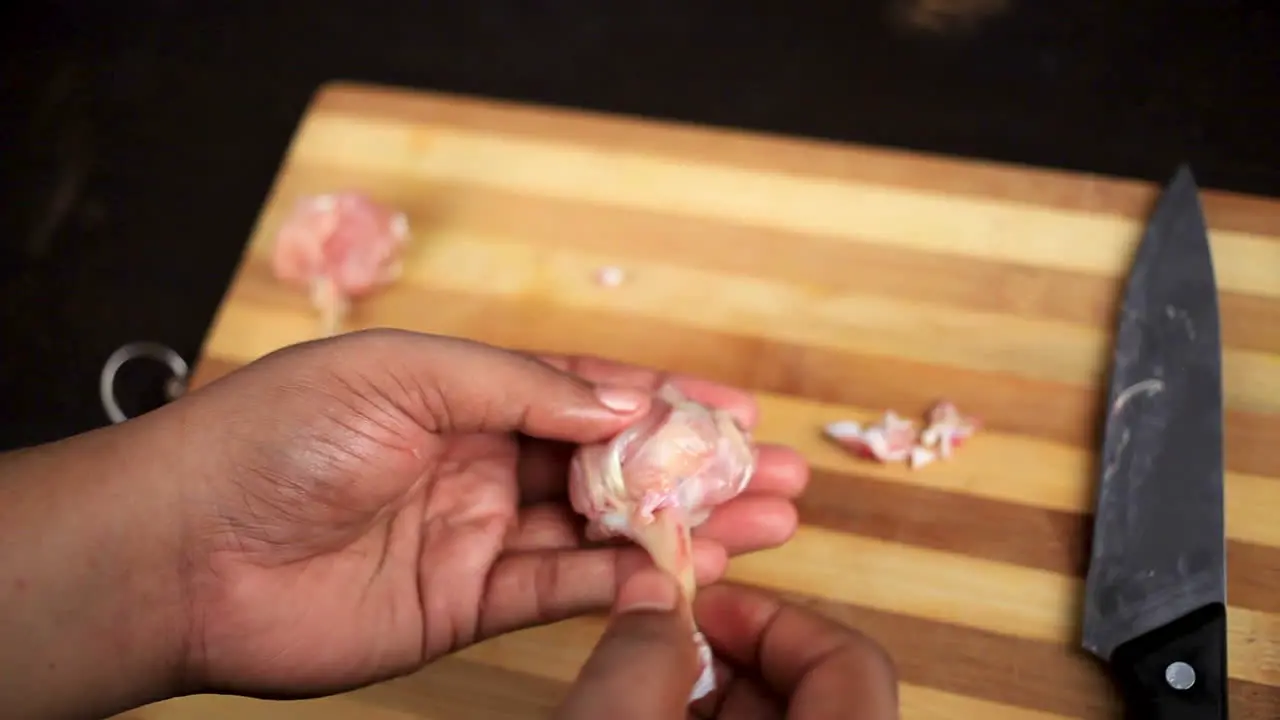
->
[165,81,1280,719]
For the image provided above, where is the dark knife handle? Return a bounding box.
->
[1110,602,1228,719]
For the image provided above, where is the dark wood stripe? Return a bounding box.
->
[1230,680,1280,720]
[764,585,1280,720]
[215,262,1280,480]
[1225,542,1280,618]
[311,82,1280,238]
[799,469,1280,614]
[275,159,1280,355]
[800,469,1091,575]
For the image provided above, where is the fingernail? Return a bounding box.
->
[594,385,648,414]
[616,569,681,614]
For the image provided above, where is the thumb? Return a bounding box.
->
[555,569,701,719]
[325,330,653,442]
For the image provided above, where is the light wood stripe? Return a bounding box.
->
[366,659,567,718]
[898,686,1071,720]
[313,82,1280,238]
[289,113,1280,301]
[115,694,426,720]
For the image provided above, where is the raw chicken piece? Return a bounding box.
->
[569,383,758,702]
[593,265,627,287]
[270,191,410,336]
[823,411,919,463]
[918,400,980,458]
[825,401,979,469]
[909,445,938,469]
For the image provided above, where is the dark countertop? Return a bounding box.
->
[2,1,1278,450]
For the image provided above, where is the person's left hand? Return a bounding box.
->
[166,329,807,699]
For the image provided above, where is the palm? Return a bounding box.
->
[180,334,807,700]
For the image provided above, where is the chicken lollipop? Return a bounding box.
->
[270,191,409,337]
[569,382,758,702]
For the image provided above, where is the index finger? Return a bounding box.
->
[534,352,759,430]
[695,584,899,719]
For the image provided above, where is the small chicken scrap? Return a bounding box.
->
[270,191,409,336]
[569,383,758,702]
[825,400,978,469]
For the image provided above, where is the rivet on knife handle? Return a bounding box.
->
[1110,602,1228,719]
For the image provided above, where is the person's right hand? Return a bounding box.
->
[555,570,899,719]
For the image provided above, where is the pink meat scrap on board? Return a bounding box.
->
[569,382,758,702]
[914,400,980,466]
[824,401,979,469]
[270,191,410,336]
[823,410,919,463]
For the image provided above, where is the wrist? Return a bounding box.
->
[0,406,193,718]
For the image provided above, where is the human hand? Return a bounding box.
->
[170,329,808,698]
[555,573,898,719]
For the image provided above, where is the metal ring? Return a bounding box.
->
[99,341,189,424]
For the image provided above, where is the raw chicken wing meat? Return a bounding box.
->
[270,191,409,336]
[824,400,979,469]
[569,382,758,702]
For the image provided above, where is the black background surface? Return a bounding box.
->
[2,0,1278,450]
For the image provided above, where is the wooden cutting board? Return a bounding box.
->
[132,81,1280,719]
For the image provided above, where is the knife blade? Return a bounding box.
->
[1081,164,1228,719]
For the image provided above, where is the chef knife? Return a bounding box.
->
[1081,164,1228,719]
